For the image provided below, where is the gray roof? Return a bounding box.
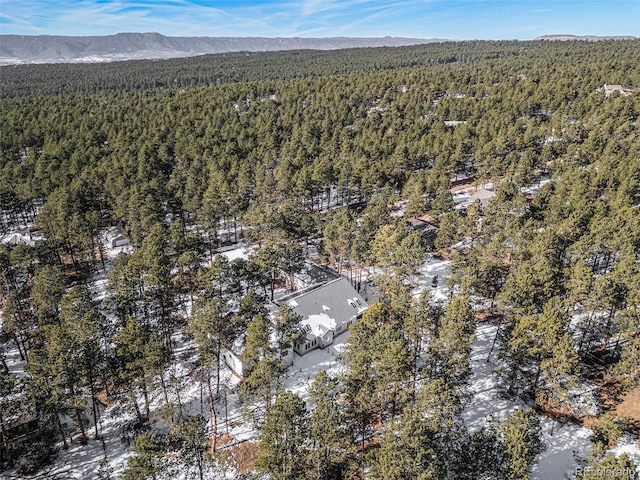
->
[407,217,438,234]
[468,189,496,207]
[282,277,368,336]
[105,226,125,241]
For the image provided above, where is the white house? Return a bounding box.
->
[604,84,624,97]
[222,331,294,378]
[283,277,368,356]
[1,232,36,248]
[104,226,129,248]
[222,277,368,376]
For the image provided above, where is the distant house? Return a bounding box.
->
[406,216,439,247]
[222,335,247,377]
[467,188,496,209]
[450,175,476,188]
[282,277,368,356]
[0,228,42,248]
[444,120,467,127]
[104,226,129,248]
[603,84,633,98]
[2,233,35,248]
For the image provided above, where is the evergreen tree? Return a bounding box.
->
[256,391,308,480]
[122,431,167,480]
[307,371,350,479]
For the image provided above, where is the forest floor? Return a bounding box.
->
[4,232,640,478]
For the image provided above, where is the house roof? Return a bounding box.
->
[468,188,496,207]
[105,226,126,242]
[1,233,36,247]
[604,84,625,97]
[284,277,368,337]
[407,217,438,234]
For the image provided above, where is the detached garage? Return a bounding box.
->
[104,226,130,248]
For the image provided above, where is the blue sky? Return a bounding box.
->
[1,0,638,39]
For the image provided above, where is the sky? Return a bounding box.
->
[1,0,638,40]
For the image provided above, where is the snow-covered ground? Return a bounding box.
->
[464,321,594,479]
[5,237,639,479]
[219,244,250,262]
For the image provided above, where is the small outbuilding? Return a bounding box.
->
[105,226,129,248]
[406,216,439,247]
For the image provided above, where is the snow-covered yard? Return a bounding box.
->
[464,321,594,480]
[6,243,640,479]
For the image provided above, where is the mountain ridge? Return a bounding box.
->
[535,34,637,41]
[0,32,450,65]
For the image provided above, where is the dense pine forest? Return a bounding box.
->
[1,39,640,479]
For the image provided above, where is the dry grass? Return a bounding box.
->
[537,396,581,425]
[579,376,640,437]
[593,376,627,412]
[474,310,501,323]
[215,432,234,448]
[613,386,640,421]
[580,415,600,429]
[613,386,640,435]
[221,440,259,476]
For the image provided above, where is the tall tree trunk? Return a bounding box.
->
[487,320,502,363]
[76,407,87,441]
[0,407,9,462]
[270,270,275,302]
[200,380,204,416]
[0,352,8,375]
[233,215,238,243]
[224,389,229,435]
[176,385,184,422]
[602,307,617,350]
[207,374,217,455]
[90,381,100,439]
[57,414,68,449]
[578,311,594,354]
[216,345,221,397]
[159,374,172,425]
[131,388,143,424]
[142,384,150,422]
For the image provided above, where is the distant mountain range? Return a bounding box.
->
[535,34,637,41]
[0,32,450,65]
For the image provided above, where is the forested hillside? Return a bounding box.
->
[1,40,640,479]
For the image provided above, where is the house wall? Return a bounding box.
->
[320,330,334,348]
[112,236,130,247]
[281,346,294,369]
[294,337,320,355]
[223,349,244,377]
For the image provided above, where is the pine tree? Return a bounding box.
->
[507,297,578,402]
[499,408,545,480]
[428,294,475,387]
[122,431,167,480]
[307,371,349,479]
[272,304,302,362]
[256,391,308,480]
[173,415,212,480]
